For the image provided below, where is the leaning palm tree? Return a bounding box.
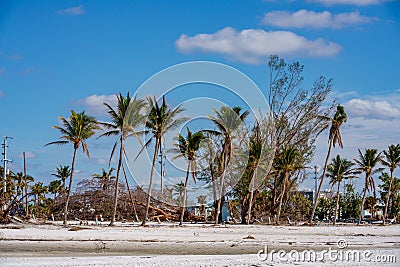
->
[46,110,99,225]
[98,93,146,226]
[208,106,248,225]
[354,149,383,225]
[274,146,303,224]
[381,144,400,223]
[172,128,205,226]
[92,168,116,192]
[326,155,359,225]
[310,105,347,223]
[139,96,186,226]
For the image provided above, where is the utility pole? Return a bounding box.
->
[2,136,13,211]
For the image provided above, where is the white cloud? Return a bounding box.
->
[308,0,391,6]
[175,27,341,64]
[76,94,117,116]
[344,98,400,120]
[58,5,85,16]
[262,10,373,29]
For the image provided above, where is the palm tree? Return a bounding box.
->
[99,93,146,226]
[49,180,62,203]
[326,155,359,225]
[310,105,347,224]
[208,106,248,225]
[140,96,186,226]
[92,168,116,192]
[30,182,48,206]
[354,149,383,225]
[381,144,400,223]
[52,165,71,194]
[172,128,204,226]
[274,146,303,224]
[22,174,34,215]
[46,110,99,225]
[197,195,208,221]
[12,172,25,197]
[173,182,185,207]
[245,123,262,225]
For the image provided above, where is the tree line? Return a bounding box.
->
[1,56,399,226]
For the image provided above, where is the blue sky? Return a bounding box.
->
[1,0,400,196]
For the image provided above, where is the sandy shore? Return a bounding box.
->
[1,222,399,266]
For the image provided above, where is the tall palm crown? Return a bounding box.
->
[46,110,99,225]
[99,93,146,226]
[354,149,383,196]
[172,128,205,225]
[141,96,186,226]
[354,148,383,225]
[52,165,71,192]
[381,144,400,222]
[145,96,187,142]
[274,147,303,175]
[310,105,347,223]
[92,168,116,191]
[208,106,249,164]
[47,110,99,154]
[382,144,400,174]
[328,105,347,148]
[326,155,359,225]
[99,93,146,161]
[327,155,358,185]
[174,128,205,175]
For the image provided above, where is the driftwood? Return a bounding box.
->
[134,201,205,222]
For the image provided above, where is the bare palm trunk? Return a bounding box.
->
[122,164,139,222]
[333,180,341,226]
[142,138,160,226]
[272,176,278,214]
[383,170,394,224]
[110,137,124,226]
[180,162,191,226]
[358,186,367,226]
[215,160,227,225]
[310,139,333,224]
[276,172,288,224]
[215,144,230,225]
[64,147,77,225]
[246,171,256,225]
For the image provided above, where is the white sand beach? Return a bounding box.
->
[1,222,399,266]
